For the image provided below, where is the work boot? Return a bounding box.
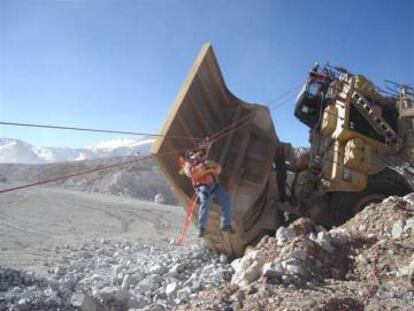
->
[198,228,206,238]
[221,225,235,234]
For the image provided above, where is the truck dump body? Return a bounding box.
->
[151,43,280,257]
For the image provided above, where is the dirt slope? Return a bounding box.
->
[0,156,177,204]
[0,187,193,274]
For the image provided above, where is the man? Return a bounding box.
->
[181,150,234,237]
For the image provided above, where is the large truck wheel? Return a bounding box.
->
[324,168,412,227]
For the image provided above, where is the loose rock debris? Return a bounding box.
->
[1,243,232,310]
[1,194,414,310]
[176,195,414,311]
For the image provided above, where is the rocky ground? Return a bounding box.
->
[1,192,414,310]
[176,194,414,311]
[0,241,232,311]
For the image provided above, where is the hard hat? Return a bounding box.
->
[189,151,202,161]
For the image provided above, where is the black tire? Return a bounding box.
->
[322,168,412,227]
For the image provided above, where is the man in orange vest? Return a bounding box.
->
[181,150,234,237]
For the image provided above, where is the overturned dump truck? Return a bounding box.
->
[151,43,414,257]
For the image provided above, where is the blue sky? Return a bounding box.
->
[1,0,413,148]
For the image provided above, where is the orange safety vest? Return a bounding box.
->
[186,161,221,187]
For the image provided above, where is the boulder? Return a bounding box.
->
[392,220,404,239]
[95,286,128,303]
[71,291,97,311]
[243,260,262,283]
[262,262,277,278]
[285,264,306,276]
[154,194,166,204]
[315,231,335,253]
[329,228,351,245]
[169,263,186,275]
[403,193,414,205]
[165,282,178,298]
[230,258,243,273]
[404,217,414,232]
[232,260,262,286]
[275,227,296,246]
[127,294,146,309]
[122,274,136,290]
[143,304,166,311]
[290,218,317,236]
[149,264,168,275]
[289,249,308,261]
[138,275,163,292]
[176,287,192,300]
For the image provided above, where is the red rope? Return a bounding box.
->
[369,243,380,293]
[212,116,254,142]
[0,88,299,196]
[0,116,253,196]
[209,113,254,141]
[364,243,380,304]
[173,93,298,244]
[0,117,254,196]
[0,87,300,247]
[208,86,299,143]
[0,151,178,194]
[176,195,197,245]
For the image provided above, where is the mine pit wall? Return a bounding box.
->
[151,43,280,257]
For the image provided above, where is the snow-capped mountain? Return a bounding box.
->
[88,137,154,157]
[0,139,44,164]
[0,137,155,164]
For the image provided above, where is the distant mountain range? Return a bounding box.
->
[0,137,155,164]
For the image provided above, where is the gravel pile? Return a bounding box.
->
[0,266,72,310]
[230,217,352,289]
[176,194,414,310]
[343,194,414,289]
[1,241,233,310]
